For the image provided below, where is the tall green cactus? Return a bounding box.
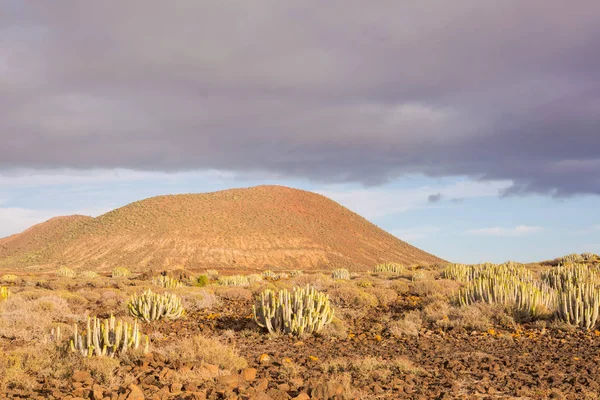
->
[331,268,350,280]
[69,315,149,358]
[128,289,185,321]
[253,285,334,336]
[112,267,131,278]
[57,267,76,278]
[557,282,600,329]
[0,286,9,301]
[218,275,250,286]
[79,271,98,279]
[152,275,183,289]
[372,263,404,274]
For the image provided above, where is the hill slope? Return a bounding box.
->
[0,186,444,271]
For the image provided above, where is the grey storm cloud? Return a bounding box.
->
[428,193,443,203]
[1,0,600,195]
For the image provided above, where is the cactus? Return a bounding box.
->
[69,315,149,357]
[372,263,404,274]
[557,282,600,329]
[128,290,185,321]
[0,286,9,301]
[582,252,599,262]
[205,269,219,277]
[247,274,264,284]
[112,267,131,278]
[541,263,600,291]
[262,270,276,279]
[218,275,250,286]
[1,274,18,282]
[562,253,585,263]
[457,274,554,318]
[331,268,351,280]
[57,267,76,278]
[253,285,334,336]
[291,270,303,277]
[152,275,183,289]
[79,271,98,279]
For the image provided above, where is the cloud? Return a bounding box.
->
[428,193,443,203]
[466,225,543,237]
[1,1,600,195]
[317,179,510,218]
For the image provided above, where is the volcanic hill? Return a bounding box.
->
[0,186,444,271]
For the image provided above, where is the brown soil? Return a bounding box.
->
[0,186,443,271]
[1,269,597,399]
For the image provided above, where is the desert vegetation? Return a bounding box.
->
[0,253,599,398]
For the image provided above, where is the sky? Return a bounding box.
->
[1,1,599,263]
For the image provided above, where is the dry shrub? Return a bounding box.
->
[388,280,410,295]
[365,287,397,306]
[215,287,253,301]
[389,310,422,337]
[291,273,334,290]
[181,289,220,312]
[424,301,511,332]
[355,278,373,288]
[0,295,77,341]
[410,279,460,297]
[320,317,348,339]
[158,334,247,372]
[328,287,378,308]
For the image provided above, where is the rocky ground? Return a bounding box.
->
[1,268,599,400]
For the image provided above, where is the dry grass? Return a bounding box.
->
[0,295,78,341]
[389,310,423,337]
[158,334,247,372]
[328,286,379,308]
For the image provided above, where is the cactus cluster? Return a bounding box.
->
[581,252,599,261]
[79,271,98,279]
[0,286,9,301]
[448,261,600,327]
[218,275,250,286]
[291,270,303,277]
[1,274,18,282]
[112,267,131,278]
[205,269,219,277]
[443,262,532,283]
[372,263,404,274]
[253,285,334,336]
[541,263,599,291]
[57,267,76,278]
[261,270,289,280]
[556,282,600,329]
[331,268,351,280]
[247,274,264,284]
[152,275,183,289]
[69,315,149,357]
[562,253,585,263]
[452,262,553,318]
[128,290,185,321]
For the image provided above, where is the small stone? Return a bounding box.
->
[242,367,258,382]
[217,374,241,390]
[255,378,269,391]
[72,370,91,383]
[311,382,344,400]
[203,363,219,377]
[258,353,271,365]
[170,382,183,393]
[125,384,144,400]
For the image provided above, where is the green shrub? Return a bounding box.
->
[194,275,209,287]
